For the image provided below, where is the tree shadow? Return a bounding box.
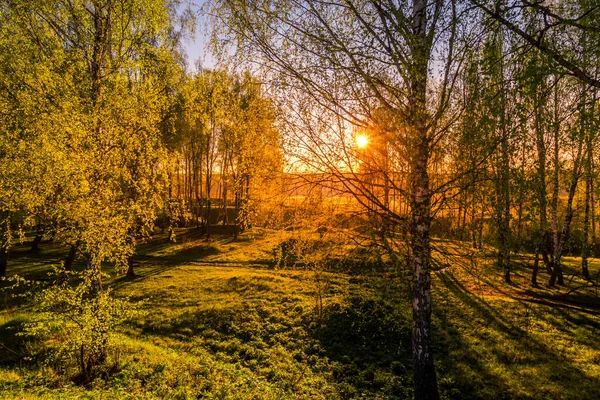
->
[109,244,222,292]
[435,269,600,399]
[308,290,415,398]
[0,315,30,367]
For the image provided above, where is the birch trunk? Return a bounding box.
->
[410,1,439,398]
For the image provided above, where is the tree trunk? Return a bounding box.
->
[85,254,106,376]
[410,134,438,400]
[478,205,485,250]
[498,134,511,284]
[222,149,229,226]
[470,201,478,249]
[592,177,596,244]
[581,89,595,281]
[86,255,102,299]
[205,199,212,239]
[457,202,463,239]
[498,25,511,284]
[64,244,78,271]
[532,251,539,286]
[222,180,228,226]
[582,172,592,280]
[550,137,583,286]
[534,89,552,280]
[409,1,439,398]
[205,128,213,240]
[487,10,511,284]
[550,86,584,287]
[126,256,136,278]
[550,80,561,286]
[30,222,44,252]
[0,246,8,277]
[242,174,251,232]
[234,190,240,240]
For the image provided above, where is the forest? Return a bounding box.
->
[0,1,599,399]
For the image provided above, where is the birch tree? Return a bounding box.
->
[211,1,479,398]
[0,0,181,377]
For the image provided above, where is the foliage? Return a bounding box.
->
[0,0,184,378]
[167,69,282,236]
[3,0,600,398]
[17,267,140,381]
[0,0,181,267]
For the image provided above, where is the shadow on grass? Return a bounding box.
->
[109,243,222,291]
[136,228,232,257]
[3,247,68,281]
[123,272,417,398]
[0,315,30,367]
[435,270,600,399]
[316,296,411,366]
[139,306,247,340]
[164,244,221,263]
[313,294,415,398]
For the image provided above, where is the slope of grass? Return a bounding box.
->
[0,228,599,399]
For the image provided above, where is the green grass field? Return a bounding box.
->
[1,229,599,399]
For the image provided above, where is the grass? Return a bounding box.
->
[0,228,599,399]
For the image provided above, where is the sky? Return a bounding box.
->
[180,0,216,71]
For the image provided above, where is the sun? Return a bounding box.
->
[356,134,369,148]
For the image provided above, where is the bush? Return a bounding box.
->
[563,229,584,256]
[272,238,321,268]
[19,267,139,382]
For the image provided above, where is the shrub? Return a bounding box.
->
[19,267,139,382]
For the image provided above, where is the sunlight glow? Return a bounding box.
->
[356,134,369,148]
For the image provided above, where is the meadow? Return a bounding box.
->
[0,228,598,399]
